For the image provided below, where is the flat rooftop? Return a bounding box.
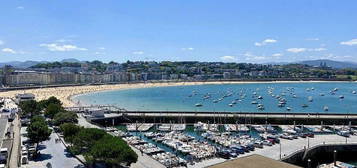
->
[208,154,301,168]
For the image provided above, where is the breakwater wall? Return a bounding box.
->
[282,143,357,167]
[86,111,357,126]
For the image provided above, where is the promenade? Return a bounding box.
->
[23,132,84,168]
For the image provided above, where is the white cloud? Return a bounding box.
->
[254,42,263,47]
[250,56,266,60]
[272,53,283,57]
[243,52,267,62]
[312,48,327,51]
[181,47,194,51]
[17,6,24,10]
[2,48,16,54]
[98,47,106,50]
[55,39,72,43]
[255,38,277,46]
[286,47,327,53]
[340,39,357,46]
[286,48,307,53]
[264,39,277,43]
[306,38,319,41]
[94,52,106,55]
[220,55,236,62]
[0,40,4,45]
[40,43,87,51]
[132,51,144,55]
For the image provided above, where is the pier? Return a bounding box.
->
[66,106,357,126]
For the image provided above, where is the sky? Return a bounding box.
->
[0,0,357,63]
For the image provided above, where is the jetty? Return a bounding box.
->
[65,106,357,126]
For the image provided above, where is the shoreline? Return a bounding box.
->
[0,80,354,107]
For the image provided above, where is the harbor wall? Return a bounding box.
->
[87,111,357,126]
[282,143,357,167]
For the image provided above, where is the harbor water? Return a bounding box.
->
[74,82,357,113]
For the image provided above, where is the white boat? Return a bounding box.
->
[323,106,329,111]
[308,96,313,102]
[302,104,308,108]
[352,91,356,94]
[337,130,350,137]
[158,124,171,131]
[257,104,265,110]
[195,103,203,107]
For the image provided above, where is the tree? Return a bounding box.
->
[44,103,64,119]
[60,123,82,144]
[70,128,107,154]
[26,116,52,154]
[39,96,62,109]
[85,135,138,167]
[19,100,41,117]
[53,111,78,126]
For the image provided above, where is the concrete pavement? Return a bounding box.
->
[188,134,357,168]
[9,114,20,168]
[23,132,84,168]
[0,115,8,148]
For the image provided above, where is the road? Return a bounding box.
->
[23,132,84,168]
[9,114,20,168]
[0,116,8,148]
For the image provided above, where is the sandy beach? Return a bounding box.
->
[0,80,347,107]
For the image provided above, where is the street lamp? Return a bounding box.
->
[333,150,337,166]
[279,142,282,160]
[307,159,311,168]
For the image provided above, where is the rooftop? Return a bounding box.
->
[208,154,301,168]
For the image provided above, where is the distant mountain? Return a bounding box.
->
[0,61,48,68]
[0,58,82,68]
[61,58,82,63]
[298,59,357,69]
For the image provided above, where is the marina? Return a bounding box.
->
[104,121,357,167]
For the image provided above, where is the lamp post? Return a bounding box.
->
[307,159,311,168]
[279,142,282,160]
[333,150,337,166]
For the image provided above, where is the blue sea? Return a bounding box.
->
[72,82,357,113]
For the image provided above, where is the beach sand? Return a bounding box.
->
[0,81,339,107]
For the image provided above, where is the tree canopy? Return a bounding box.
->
[60,123,82,144]
[85,135,138,167]
[19,100,41,117]
[53,111,78,126]
[44,103,65,119]
[26,116,52,151]
[39,96,63,109]
[63,126,138,166]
